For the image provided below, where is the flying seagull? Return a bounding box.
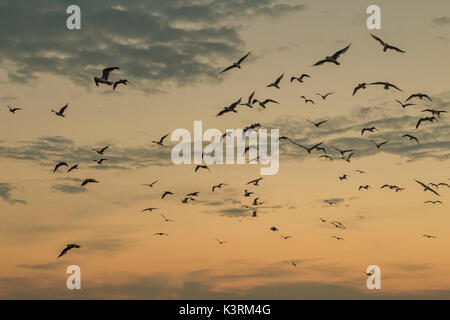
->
[416,116,436,129]
[6,105,22,113]
[141,208,158,213]
[57,244,80,258]
[244,189,254,197]
[421,109,447,118]
[195,165,210,172]
[415,180,440,196]
[333,147,354,157]
[220,52,251,73]
[67,164,79,173]
[361,127,378,135]
[307,119,328,128]
[370,81,403,92]
[81,178,99,186]
[381,184,404,192]
[300,96,315,104]
[93,158,108,165]
[152,134,169,146]
[316,92,334,100]
[370,34,405,53]
[161,191,174,199]
[241,91,255,108]
[424,200,442,205]
[339,174,348,181]
[270,226,279,232]
[291,73,310,83]
[320,155,333,161]
[113,79,128,91]
[422,234,436,239]
[395,100,415,109]
[216,98,242,116]
[181,196,195,203]
[94,67,119,86]
[252,197,265,206]
[252,98,279,109]
[342,152,355,163]
[161,214,175,222]
[359,185,371,191]
[53,162,68,173]
[186,192,200,198]
[267,74,284,89]
[153,232,168,236]
[330,221,346,230]
[355,170,366,174]
[51,104,68,117]
[215,238,227,245]
[142,180,158,188]
[369,139,389,149]
[406,93,432,102]
[353,83,368,96]
[312,44,351,66]
[293,141,324,154]
[93,145,109,155]
[280,235,292,240]
[332,236,344,240]
[212,183,227,192]
[247,177,263,186]
[402,134,419,144]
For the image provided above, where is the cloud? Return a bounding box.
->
[0,183,27,205]
[433,16,450,26]
[0,0,306,92]
[0,136,172,170]
[1,271,450,299]
[51,184,87,194]
[267,95,450,163]
[16,262,62,271]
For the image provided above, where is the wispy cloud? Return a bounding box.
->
[0,183,27,205]
[0,0,306,92]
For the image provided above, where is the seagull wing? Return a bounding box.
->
[312,59,327,66]
[370,34,385,46]
[331,43,351,59]
[60,104,68,113]
[220,65,235,73]
[386,44,405,53]
[102,67,119,80]
[236,52,251,65]
[406,94,418,102]
[160,134,169,143]
[388,83,403,92]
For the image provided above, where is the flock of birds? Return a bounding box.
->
[5,33,448,267]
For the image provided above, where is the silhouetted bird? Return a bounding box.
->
[57,244,80,258]
[406,93,432,102]
[51,104,68,117]
[94,67,119,86]
[81,178,99,186]
[220,52,251,73]
[370,34,405,53]
[53,162,68,173]
[312,44,351,66]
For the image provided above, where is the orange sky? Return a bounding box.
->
[0,0,449,299]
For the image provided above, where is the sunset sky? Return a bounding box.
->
[0,0,449,299]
